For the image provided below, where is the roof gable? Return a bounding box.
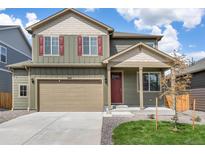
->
[26,8,114,34]
[103,42,175,64]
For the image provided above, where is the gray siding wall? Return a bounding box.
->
[191,88,205,111]
[0,28,31,56]
[0,42,31,92]
[124,69,139,106]
[191,71,205,89]
[13,69,29,109]
[33,35,109,64]
[110,38,157,55]
[0,70,12,92]
[0,42,31,70]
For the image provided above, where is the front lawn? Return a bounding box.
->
[112,120,205,145]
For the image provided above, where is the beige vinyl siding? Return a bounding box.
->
[13,69,29,109]
[111,38,157,55]
[33,12,107,35]
[33,35,108,64]
[29,67,107,110]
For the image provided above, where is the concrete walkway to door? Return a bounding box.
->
[0,112,102,145]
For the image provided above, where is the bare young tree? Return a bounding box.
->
[160,52,192,130]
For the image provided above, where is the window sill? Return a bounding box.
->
[82,55,99,57]
[43,55,60,57]
[18,96,28,98]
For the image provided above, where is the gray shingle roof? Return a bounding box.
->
[112,32,163,40]
[187,57,205,74]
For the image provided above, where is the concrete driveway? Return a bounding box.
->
[0,112,102,145]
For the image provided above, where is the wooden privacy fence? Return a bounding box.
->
[0,92,12,109]
[165,94,190,112]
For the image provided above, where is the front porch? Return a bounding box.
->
[103,43,175,110]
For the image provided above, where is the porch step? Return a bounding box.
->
[112,111,134,117]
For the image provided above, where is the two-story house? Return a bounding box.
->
[0,25,31,93]
[8,8,174,112]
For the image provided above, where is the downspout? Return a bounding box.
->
[25,66,30,111]
[9,67,15,111]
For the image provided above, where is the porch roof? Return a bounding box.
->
[103,42,175,65]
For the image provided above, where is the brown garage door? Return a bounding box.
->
[38,80,103,112]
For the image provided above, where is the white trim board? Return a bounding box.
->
[0,68,12,73]
[0,40,32,59]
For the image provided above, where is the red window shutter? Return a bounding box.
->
[39,35,44,56]
[98,36,103,56]
[59,36,64,56]
[77,35,82,56]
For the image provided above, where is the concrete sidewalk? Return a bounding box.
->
[0,112,102,145]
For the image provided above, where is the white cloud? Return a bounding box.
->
[0,13,23,26]
[151,26,162,35]
[117,8,205,29]
[85,8,97,12]
[184,51,205,61]
[0,8,5,11]
[158,25,181,52]
[26,12,39,27]
[116,8,205,52]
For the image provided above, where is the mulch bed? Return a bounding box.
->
[101,117,135,145]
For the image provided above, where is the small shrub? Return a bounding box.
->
[148,114,155,119]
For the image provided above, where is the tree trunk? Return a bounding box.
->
[173,95,178,130]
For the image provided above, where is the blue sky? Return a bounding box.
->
[0,8,205,60]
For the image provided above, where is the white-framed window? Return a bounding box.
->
[146,42,155,48]
[0,46,7,63]
[44,36,59,56]
[19,84,28,97]
[82,36,98,56]
[137,72,161,92]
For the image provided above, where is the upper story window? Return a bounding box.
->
[0,46,7,64]
[82,36,98,56]
[146,42,156,48]
[44,36,59,56]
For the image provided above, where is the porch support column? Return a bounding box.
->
[139,67,144,110]
[171,67,176,110]
[107,65,112,110]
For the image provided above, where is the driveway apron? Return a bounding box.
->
[0,112,102,145]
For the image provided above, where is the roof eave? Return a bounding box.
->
[112,35,163,41]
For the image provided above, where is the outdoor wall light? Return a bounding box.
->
[31,78,35,84]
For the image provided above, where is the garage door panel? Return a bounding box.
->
[39,80,103,112]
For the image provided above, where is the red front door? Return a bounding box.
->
[111,72,122,104]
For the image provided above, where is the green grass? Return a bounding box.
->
[112,120,205,145]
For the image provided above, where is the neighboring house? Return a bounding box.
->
[0,25,31,93]
[187,58,205,111]
[8,8,175,112]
